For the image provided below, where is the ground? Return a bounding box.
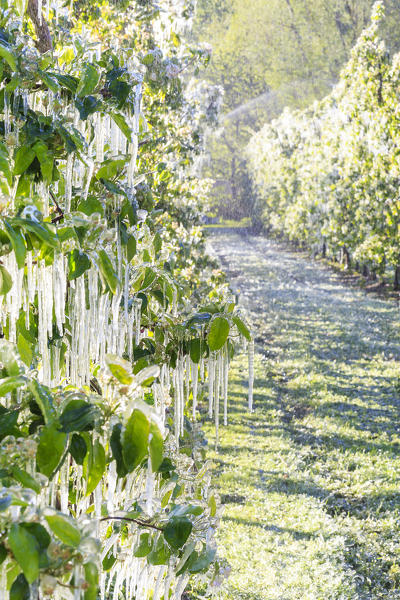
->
[203,230,400,600]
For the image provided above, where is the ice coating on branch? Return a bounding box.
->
[0,0,239,596]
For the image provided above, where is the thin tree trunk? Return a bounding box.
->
[28,0,53,53]
[394,265,400,290]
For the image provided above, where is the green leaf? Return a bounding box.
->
[0,409,20,441]
[28,380,56,424]
[68,249,91,280]
[13,147,35,176]
[147,536,170,566]
[164,517,193,550]
[96,159,126,181]
[207,316,230,351]
[11,468,40,493]
[149,422,163,472]
[22,523,50,569]
[8,524,39,584]
[110,423,128,478]
[0,265,12,295]
[0,147,12,184]
[14,218,59,249]
[105,354,133,384]
[4,222,26,269]
[188,546,217,574]
[84,439,105,495]
[59,399,99,433]
[186,312,212,328]
[99,178,126,196]
[40,71,60,93]
[69,433,87,465]
[10,574,29,600]
[84,562,98,600]
[111,113,132,141]
[127,236,137,262]
[77,197,104,216]
[122,409,150,472]
[190,338,201,363]
[77,64,100,98]
[0,375,26,396]
[32,141,53,183]
[0,42,17,71]
[50,73,79,93]
[6,74,21,94]
[45,514,81,547]
[109,79,130,107]
[102,549,116,572]
[0,543,7,565]
[233,316,251,341]
[75,96,101,120]
[17,335,32,367]
[36,423,67,478]
[98,249,119,294]
[133,533,152,557]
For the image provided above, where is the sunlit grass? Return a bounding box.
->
[199,230,400,600]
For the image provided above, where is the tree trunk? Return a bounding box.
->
[28,0,53,53]
[394,265,400,290]
[343,247,351,270]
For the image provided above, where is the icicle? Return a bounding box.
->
[191,360,198,419]
[208,355,215,418]
[163,565,174,600]
[4,92,10,136]
[65,154,74,213]
[179,357,185,436]
[145,455,155,516]
[38,0,43,24]
[60,460,69,513]
[173,369,180,445]
[83,158,94,200]
[215,353,221,450]
[223,345,229,426]
[134,297,142,346]
[153,566,166,600]
[248,339,255,412]
[174,575,189,600]
[185,354,190,405]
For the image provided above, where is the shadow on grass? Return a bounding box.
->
[223,515,316,541]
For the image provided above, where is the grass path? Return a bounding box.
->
[204,230,400,600]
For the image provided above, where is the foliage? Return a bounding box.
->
[0,0,250,598]
[194,0,400,220]
[247,1,400,281]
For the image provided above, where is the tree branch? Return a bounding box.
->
[100,516,164,532]
[27,0,53,54]
[49,189,64,224]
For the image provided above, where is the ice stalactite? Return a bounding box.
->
[134,297,142,346]
[214,352,222,449]
[208,354,215,418]
[223,345,229,426]
[145,458,155,516]
[191,359,198,419]
[248,339,254,412]
[4,92,10,137]
[83,158,95,201]
[65,153,74,213]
